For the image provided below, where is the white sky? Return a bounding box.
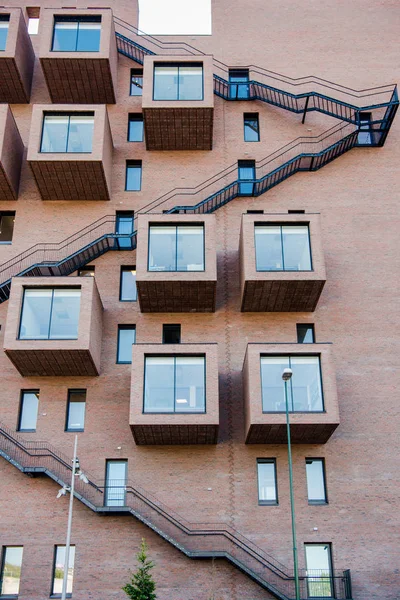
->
[138,0,212,35]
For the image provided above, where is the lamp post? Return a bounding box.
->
[282,367,300,600]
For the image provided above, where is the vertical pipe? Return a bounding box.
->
[61,435,78,600]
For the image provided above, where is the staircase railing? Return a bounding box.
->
[0,422,352,600]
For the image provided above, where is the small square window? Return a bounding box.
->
[128,114,144,142]
[120,267,137,301]
[78,266,95,277]
[117,325,136,364]
[162,324,181,344]
[257,459,278,505]
[297,324,315,343]
[244,113,260,142]
[126,161,142,191]
[130,69,143,96]
[66,390,86,432]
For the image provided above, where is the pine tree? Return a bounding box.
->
[122,539,157,600]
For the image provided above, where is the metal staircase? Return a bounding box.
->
[0,422,353,600]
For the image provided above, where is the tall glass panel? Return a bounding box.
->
[0,213,15,243]
[238,162,255,196]
[148,226,176,271]
[52,21,78,51]
[176,226,204,271]
[19,391,39,431]
[19,289,53,339]
[291,356,323,411]
[66,116,94,152]
[120,269,137,301]
[282,225,311,270]
[117,327,136,363]
[244,114,260,142]
[255,226,283,270]
[260,356,291,412]
[116,212,134,250]
[229,70,250,99]
[105,460,127,507]
[153,65,178,100]
[144,357,175,412]
[178,65,203,100]
[49,289,81,339]
[41,116,69,152]
[257,461,277,504]
[1,546,23,596]
[306,459,327,503]
[175,357,205,412]
[305,544,333,598]
[130,69,143,96]
[52,546,75,595]
[76,22,101,51]
[66,390,86,431]
[126,163,142,191]
[0,18,9,51]
[128,116,144,142]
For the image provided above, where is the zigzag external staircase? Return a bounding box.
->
[0,16,398,599]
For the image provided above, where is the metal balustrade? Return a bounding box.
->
[0,422,352,600]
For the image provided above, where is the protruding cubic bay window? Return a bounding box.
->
[39,8,117,103]
[4,277,103,376]
[142,55,214,150]
[136,214,217,313]
[240,213,326,311]
[130,344,219,445]
[28,105,113,200]
[243,344,340,444]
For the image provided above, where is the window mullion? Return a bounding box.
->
[280,226,285,271]
[65,115,71,153]
[288,356,294,411]
[75,22,79,52]
[173,356,177,413]
[175,226,178,271]
[48,289,55,339]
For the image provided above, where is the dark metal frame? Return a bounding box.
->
[125,160,142,191]
[17,389,40,433]
[119,266,137,302]
[306,457,328,505]
[65,389,86,433]
[244,112,260,142]
[0,211,16,245]
[104,459,127,508]
[254,222,313,272]
[51,15,102,53]
[127,113,144,142]
[129,68,143,96]
[152,62,204,101]
[296,323,316,344]
[77,265,95,277]
[116,324,136,364]
[40,112,95,154]
[256,458,279,506]
[162,324,181,344]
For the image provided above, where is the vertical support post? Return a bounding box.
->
[61,435,78,600]
[302,96,310,124]
[284,379,301,600]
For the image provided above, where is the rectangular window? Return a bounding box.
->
[40,113,94,153]
[66,390,86,432]
[358,111,372,145]
[128,114,144,142]
[260,355,324,412]
[148,225,204,272]
[52,545,75,597]
[125,161,142,191]
[116,211,134,250]
[19,288,81,340]
[0,212,15,244]
[257,459,278,505]
[162,324,181,344]
[144,355,205,413]
[18,390,39,432]
[153,63,203,101]
[306,459,327,504]
[255,224,312,271]
[229,68,249,99]
[130,69,143,96]
[244,113,260,142]
[305,544,333,598]
[105,460,127,507]
[0,15,10,51]
[27,8,40,35]
[78,266,95,277]
[120,267,137,301]
[117,325,136,364]
[238,160,255,196]
[52,16,101,52]
[0,546,23,596]
[297,324,315,344]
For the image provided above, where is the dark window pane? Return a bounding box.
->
[120,268,137,301]
[297,324,315,344]
[162,324,181,344]
[0,17,10,51]
[126,162,142,191]
[1,546,23,596]
[67,390,86,431]
[244,113,260,142]
[0,213,15,243]
[18,391,39,431]
[306,459,327,503]
[128,115,144,142]
[257,460,278,504]
[52,546,75,595]
[358,111,372,145]
[130,69,143,96]
[78,266,95,277]
[117,326,136,363]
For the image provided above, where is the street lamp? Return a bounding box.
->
[282,368,300,600]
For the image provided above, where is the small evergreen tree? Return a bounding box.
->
[122,539,157,600]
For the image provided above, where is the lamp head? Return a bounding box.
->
[282,368,293,381]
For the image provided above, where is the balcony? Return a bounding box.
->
[4,277,103,376]
[27,105,113,200]
[130,344,219,445]
[0,105,24,199]
[243,344,340,444]
[142,55,214,150]
[136,214,217,313]
[39,8,117,104]
[239,213,326,312]
[0,8,35,103]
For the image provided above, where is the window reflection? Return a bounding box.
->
[0,15,10,51]
[117,326,136,363]
[52,546,75,595]
[41,114,94,153]
[18,391,39,431]
[52,17,101,52]
[105,460,127,507]
[255,224,312,271]
[306,459,327,503]
[257,460,278,505]
[19,289,81,340]
[153,63,203,100]
[0,546,23,596]
[66,390,86,431]
[148,225,204,272]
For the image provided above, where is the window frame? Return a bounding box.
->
[304,542,334,598]
[104,459,127,507]
[77,266,95,277]
[116,325,136,364]
[297,323,315,344]
[40,112,95,154]
[65,389,87,433]
[0,211,16,245]
[162,324,181,344]
[130,68,143,96]
[254,222,313,272]
[147,223,206,272]
[127,114,144,142]
[50,544,75,598]
[125,160,142,191]
[0,545,23,598]
[51,15,102,53]
[0,15,10,52]
[256,458,278,506]
[143,354,206,414]
[244,112,260,142]
[17,389,40,433]
[152,62,204,101]
[306,458,328,505]
[119,266,137,302]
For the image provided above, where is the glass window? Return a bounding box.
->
[144,356,205,413]
[297,324,315,344]
[0,212,15,244]
[105,460,127,507]
[19,288,81,340]
[260,355,324,412]
[0,546,23,596]
[244,113,260,142]
[40,114,94,153]
[116,211,134,250]
[229,68,249,99]
[78,266,95,277]
[52,545,75,596]
[0,15,10,51]
[255,224,312,271]
[117,326,136,364]
[148,225,204,272]
[66,390,86,431]
[130,69,143,96]
[153,63,203,101]
[128,114,144,142]
[120,267,137,301]
[257,459,278,505]
[306,459,327,504]
[238,160,255,196]
[358,111,372,145]
[18,390,39,432]
[162,324,181,344]
[305,544,333,598]
[52,16,101,52]
[126,161,142,191]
